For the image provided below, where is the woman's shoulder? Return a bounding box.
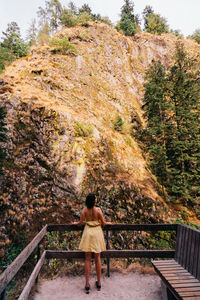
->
[95,206,102,213]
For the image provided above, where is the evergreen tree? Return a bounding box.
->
[142,43,200,205]
[167,42,200,203]
[143,5,154,28]
[0,107,7,175]
[0,22,28,71]
[78,3,92,15]
[47,0,63,31]
[119,0,138,36]
[188,29,200,44]
[68,1,77,15]
[60,9,77,27]
[26,19,38,46]
[142,61,171,189]
[143,6,169,35]
[1,22,28,58]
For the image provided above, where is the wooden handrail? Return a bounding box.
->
[0,223,179,298]
[46,249,175,259]
[18,251,46,300]
[47,223,178,232]
[0,225,47,294]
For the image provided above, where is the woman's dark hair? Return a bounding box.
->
[85,193,96,209]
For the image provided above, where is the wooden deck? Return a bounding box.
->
[1,223,199,300]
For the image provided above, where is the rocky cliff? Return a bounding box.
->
[0,22,199,254]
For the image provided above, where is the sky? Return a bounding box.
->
[0,0,199,39]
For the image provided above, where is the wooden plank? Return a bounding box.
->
[176,287,200,292]
[186,228,193,272]
[152,259,176,264]
[196,232,200,281]
[18,251,46,300]
[169,278,199,283]
[46,249,175,259]
[152,264,182,300]
[182,297,200,300]
[179,291,200,297]
[173,283,200,288]
[152,260,180,267]
[180,225,186,266]
[154,266,182,270]
[175,224,183,263]
[153,264,183,270]
[180,224,200,235]
[193,231,200,278]
[161,270,190,274]
[166,275,197,280]
[183,227,190,269]
[156,266,184,270]
[153,262,180,266]
[152,262,178,266]
[47,223,178,232]
[0,225,47,294]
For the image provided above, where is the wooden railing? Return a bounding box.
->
[0,223,179,300]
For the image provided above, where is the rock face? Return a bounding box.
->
[0,22,199,251]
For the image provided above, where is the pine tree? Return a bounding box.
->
[68,1,77,15]
[1,22,28,58]
[142,43,200,206]
[26,19,38,46]
[119,0,138,36]
[47,0,63,31]
[78,4,92,15]
[143,6,169,35]
[142,61,171,189]
[167,42,200,203]
[0,22,28,71]
[188,29,200,44]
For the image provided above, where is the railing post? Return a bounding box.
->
[106,230,110,277]
[35,242,41,284]
[0,266,8,300]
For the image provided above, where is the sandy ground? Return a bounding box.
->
[33,272,163,300]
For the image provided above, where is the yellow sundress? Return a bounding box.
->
[79,220,106,253]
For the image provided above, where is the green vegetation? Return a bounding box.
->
[143,5,169,34]
[141,42,200,206]
[49,37,78,54]
[188,29,200,44]
[117,0,139,36]
[113,115,124,132]
[0,22,28,72]
[1,0,196,70]
[75,122,94,137]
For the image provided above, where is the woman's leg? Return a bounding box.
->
[94,253,101,285]
[85,252,91,287]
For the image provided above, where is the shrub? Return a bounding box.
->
[60,9,78,27]
[113,115,124,132]
[75,122,93,137]
[49,37,78,55]
[188,29,200,44]
[77,12,92,26]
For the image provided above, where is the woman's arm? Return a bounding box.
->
[72,208,85,226]
[98,208,112,226]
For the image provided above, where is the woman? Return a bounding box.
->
[73,193,112,294]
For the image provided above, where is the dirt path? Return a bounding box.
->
[33,272,162,300]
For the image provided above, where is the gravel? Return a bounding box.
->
[33,272,162,300]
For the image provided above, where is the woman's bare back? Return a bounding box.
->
[84,206,101,222]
